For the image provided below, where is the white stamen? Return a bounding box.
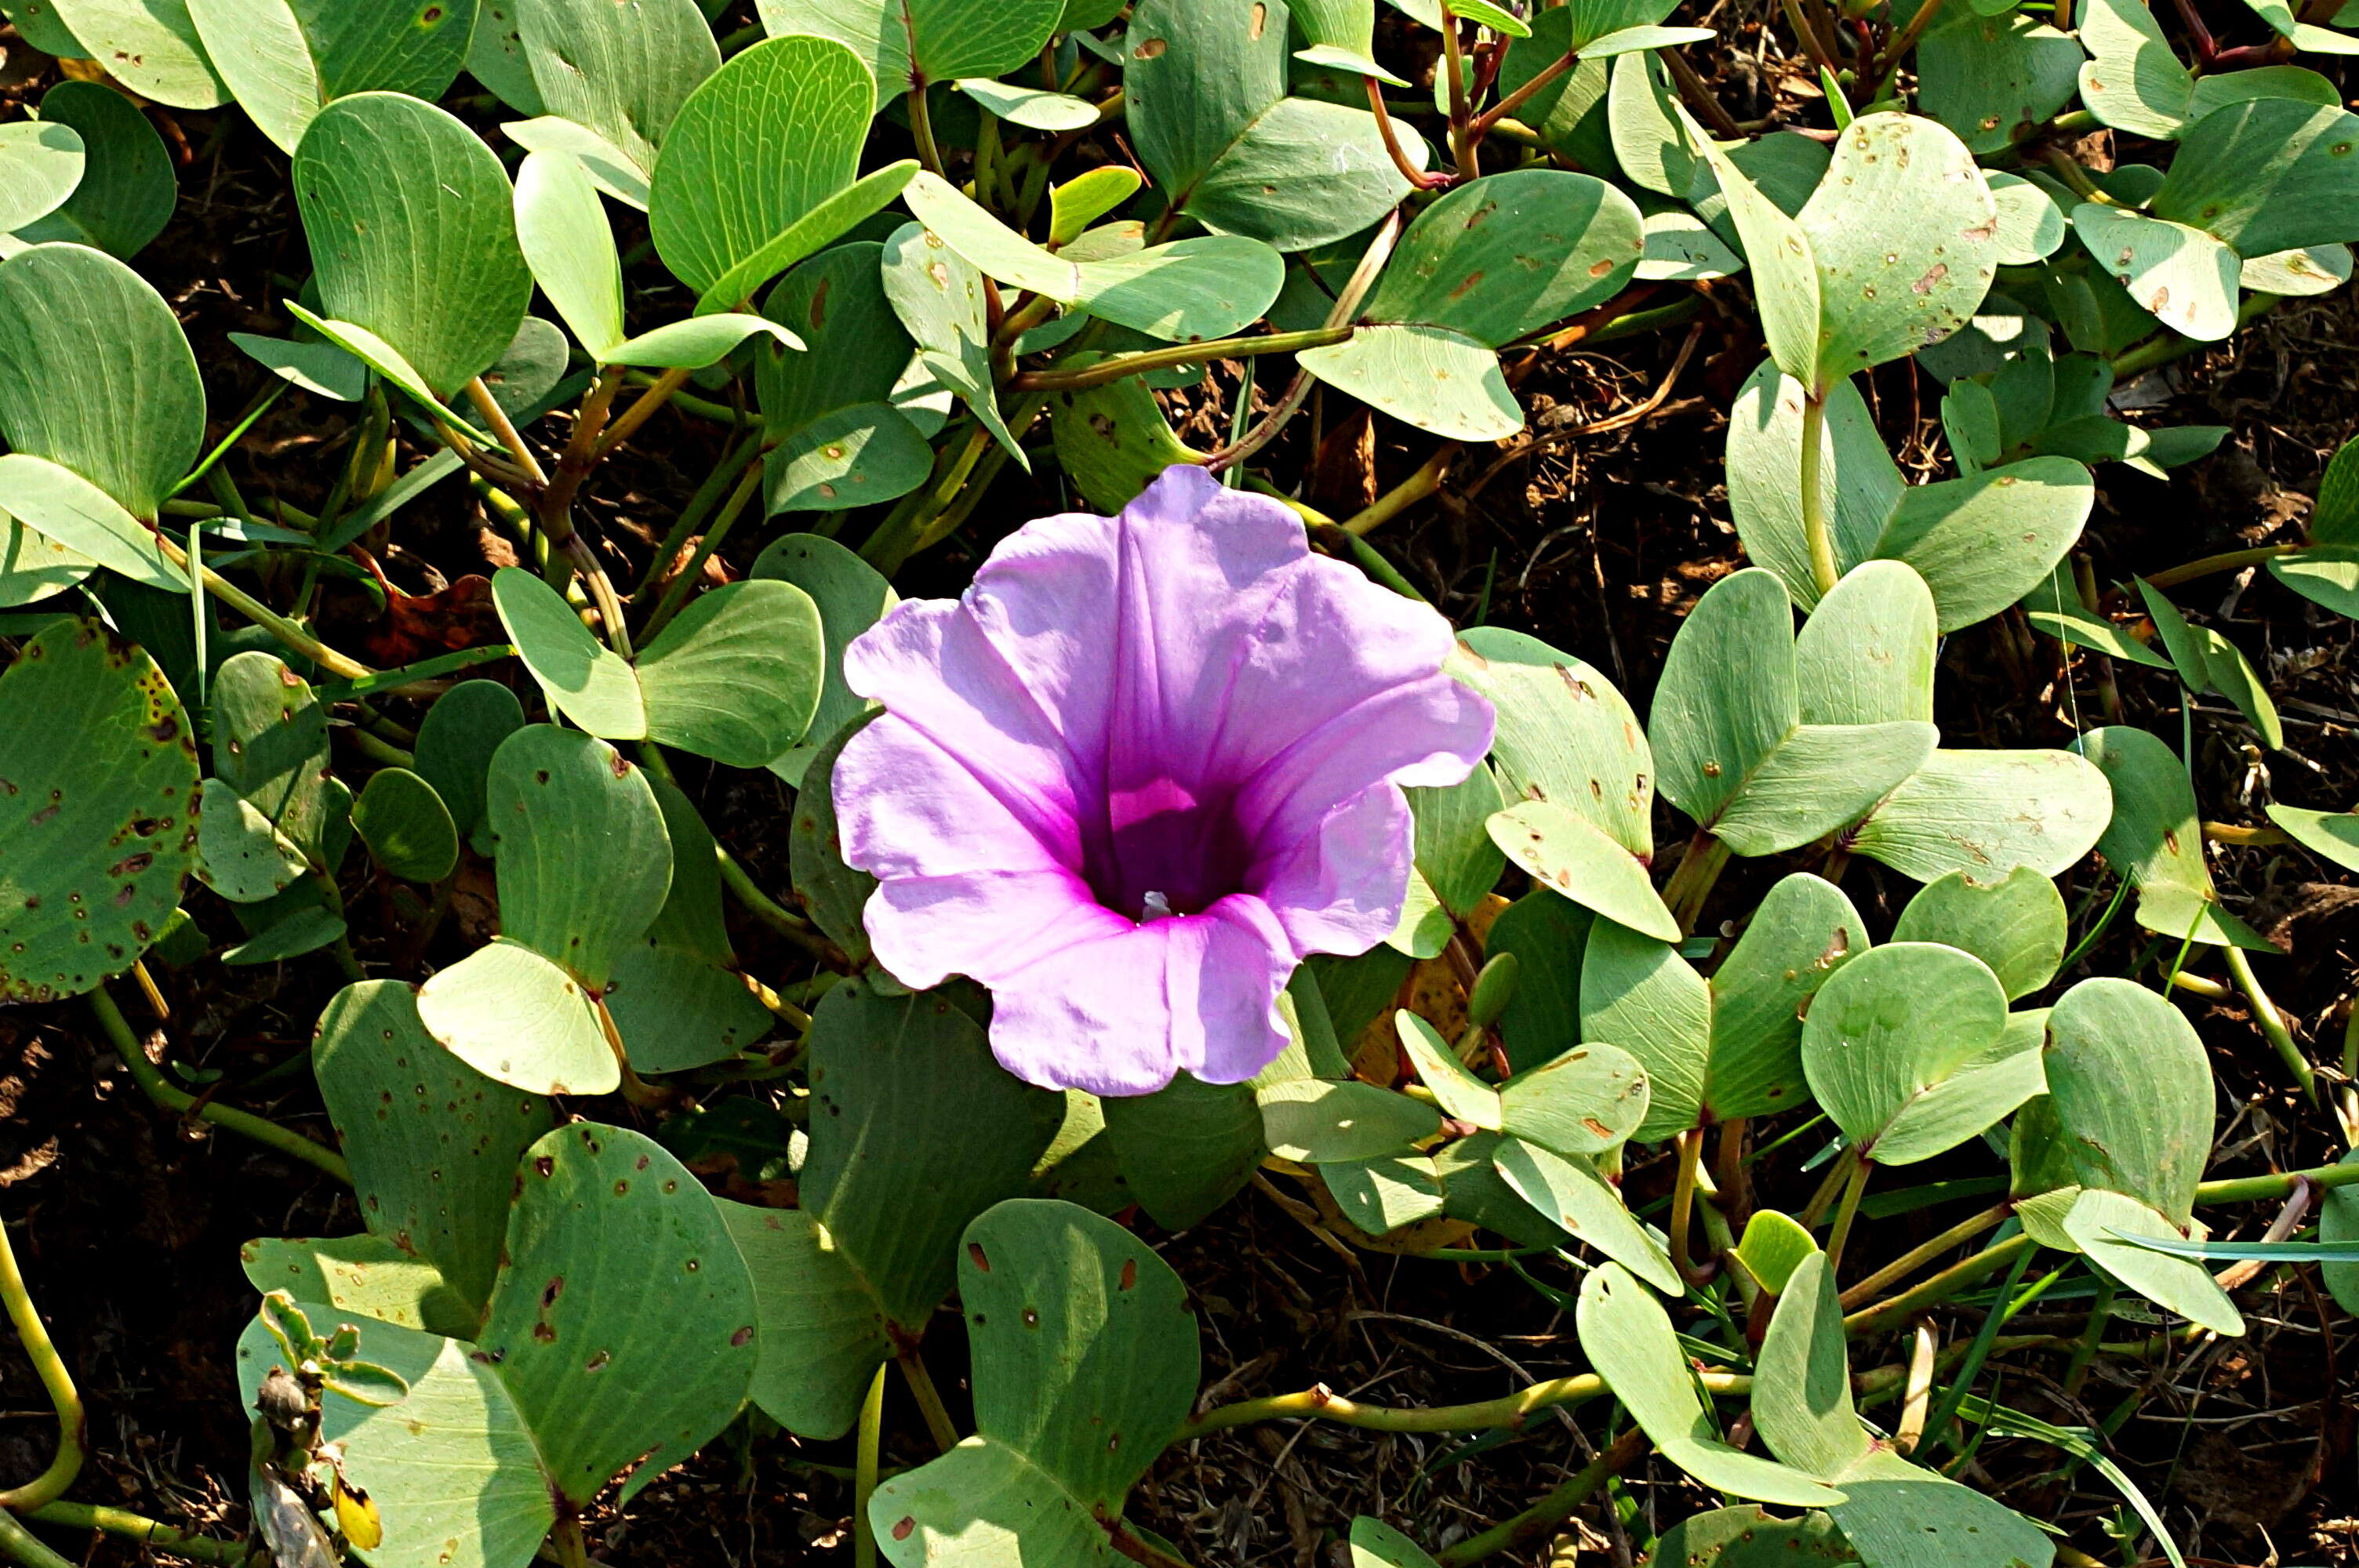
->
[1140,891,1175,923]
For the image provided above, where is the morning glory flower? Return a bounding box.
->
[833,465,1495,1096]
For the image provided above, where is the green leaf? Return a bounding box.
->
[2321,1149,2359,1316]
[49,0,227,107]
[1493,1135,1681,1290]
[727,981,1061,1439]
[881,220,1026,465]
[693,159,920,315]
[1648,1508,1859,1567]
[2063,1187,2243,1334]
[1580,919,1709,1138]
[1575,1263,1843,1506]
[1361,169,1646,346]
[520,0,716,181]
[0,1,84,56]
[1891,866,2066,1000]
[479,725,671,989]
[957,76,1098,130]
[2074,724,2274,950]
[1484,889,1590,1073]
[1874,458,2095,633]
[1324,1153,1448,1235]
[2072,205,2241,342]
[1850,747,2114,881]
[604,777,772,1073]
[634,579,824,767]
[502,114,645,209]
[194,779,307,903]
[1449,626,1654,855]
[757,241,914,441]
[417,937,616,1097]
[0,618,198,1003]
[20,81,178,259]
[2241,240,2354,294]
[294,93,531,401]
[191,0,477,150]
[2152,98,2359,257]
[1706,872,1869,1120]
[1735,1210,1819,1296]
[351,766,457,884]
[235,1310,556,1568]
[872,1200,1198,1568]
[2267,801,2359,873]
[751,533,896,786]
[412,678,523,847]
[313,980,554,1326]
[1751,1253,2059,1566]
[0,511,92,608]
[1916,7,2081,154]
[490,564,645,737]
[1987,172,2067,265]
[789,715,880,969]
[1801,942,2043,1164]
[240,1234,468,1338]
[1725,362,1903,612]
[0,118,82,235]
[758,0,1063,96]
[2135,580,2283,749]
[1651,568,1935,854]
[2313,434,2359,543]
[1127,0,1418,252]
[649,34,871,298]
[1496,1041,1652,1156]
[1794,560,1936,724]
[513,148,623,358]
[1297,322,1521,441]
[2077,0,2192,136]
[0,455,178,590]
[210,649,335,867]
[1100,1072,1265,1229]
[1258,1077,1441,1163]
[0,242,204,521]
[2041,975,2214,1226]
[1396,1010,1501,1127]
[479,1122,758,1504]
[1350,1518,1444,1568]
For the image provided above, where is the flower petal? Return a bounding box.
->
[983,894,1294,1094]
[1235,671,1496,858]
[1251,784,1418,956]
[862,867,1125,993]
[837,713,1081,882]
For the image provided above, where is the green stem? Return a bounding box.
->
[0,1510,75,1568]
[86,987,351,1184]
[2060,1277,2115,1397]
[1845,1232,2037,1335]
[1662,833,1732,935]
[853,1364,888,1568]
[1669,1127,1704,1283]
[1838,1202,2012,1308]
[907,85,946,177]
[898,1348,961,1454]
[2143,543,2296,590]
[551,1517,590,1568]
[2224,945,2317,1103]
[1341,446,1457,537]
[1798,391,1840,596]
[1432,1427,1649,1567]
[155,538,373,682]
[0,1223,78,1512]
[863,423,993,575]
[2196,1156,2359,1205]
[22,1503,249,1567]
[631,431,764,599]
[1825,1155,1873,1273]
[1013,326,1355,393]
[639,460,765,642]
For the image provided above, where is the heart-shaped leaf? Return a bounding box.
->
[649,34,871,298]
[1649,1508,1859,1567]
[1705,872,1869,1120]
[728,980,1060,1439]
[313,980,555,1326]
[1801,942,2044,1164]
[2040,975,2213,1226]
[295,93,531,401]
[1492,1136,1681,1290]
[0,242,204,521]
[1849,747,2113,881]
[1575,1263,1843,1506]
[1917,7,2081,154]
[0,618,198,1002]
[758,0,1064,96]
[351,766,457,884]
[1579,917,1710,1138]
[1259,1077,1443,1163]
[2072,205,2241,342]
[2063,1186,2243,1334]
[1890,865,2066,1000]
[751,534,896,786]
[1651,568,1935,855]
[871,1199,1199,1567]
[519,0,716,184]
[191,0,476,153]
[2074,724,2274,950]
[20,80,177,259]
[2152,98,2359,257]
[634,579,824,767]
[412,679,523,851]
[603,778,772,1073]
[1100,1071,1266,1229]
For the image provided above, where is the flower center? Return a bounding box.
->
[1087,776,1254,924]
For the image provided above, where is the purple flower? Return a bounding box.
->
[833,466,1494,1096]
